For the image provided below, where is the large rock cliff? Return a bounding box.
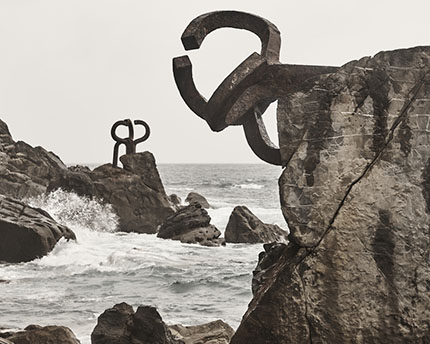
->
[231,46,430,343]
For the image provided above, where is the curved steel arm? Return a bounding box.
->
[133,120,151,144]
[111,119,134,143]
[181,10,281,63]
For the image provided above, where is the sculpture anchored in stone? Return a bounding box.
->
[173,10,338,165]
[174,10,430,344]
[111,119,150,167]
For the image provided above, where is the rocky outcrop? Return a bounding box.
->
[0,195,76,263]
[0,119,67,199]
[168,194,182,210]
[4,325,80,344]
[169,320,234,344]
[48,153,174,234]
[91,303,180,344]
[231,47,430,343]
[185,192,210,209]
[92,303,234,344]
[251,242,287,295]
[224,206,288,244]
[157,203,224,246]
[0,119,173,234]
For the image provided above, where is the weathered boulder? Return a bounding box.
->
[157,203,224,246]
[168,194,182,210]
[168,320,234,344]
[0,195,76,263]
[185,192,210,209]
[231,47,430,343]
[251,242,287,295]
[48,153,174,234]
[91,303,180,344]
[224,206,288,244]
[5,325,80,344]
[0,119,67,199]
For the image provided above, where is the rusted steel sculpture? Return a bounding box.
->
[111,119,150,167]
[173,10,338,165]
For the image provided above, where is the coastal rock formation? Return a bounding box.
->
[185,192,210,209]
[168,194,182,210]
[0,119,173,234]
[5,325,80,344]
[48,153,174,234]
[224,206,288,243]
[251,242,287,295]
[91,303,180,344]
[0,119,67,199]
[169,320,234,344]
[92,303,234,344]
[157,203,224,246]
[0,195,76,263]
[231,47,430,343]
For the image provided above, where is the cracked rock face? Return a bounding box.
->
[231,46,430,343]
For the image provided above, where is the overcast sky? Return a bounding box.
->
[0,0,429,164]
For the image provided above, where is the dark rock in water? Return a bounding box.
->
[169,320,234,344]
[91,303,180,344]
[185,192,210,209]
[6,324,80,344]
[120,152,165,193]
[251,242,287,295]
[49,152,174,234]
[168,194,182,210]
[157,203,224,246]
[0,119,67,199]
[0,195,76,263]
[225,206,288,244]
[231,47,430,343]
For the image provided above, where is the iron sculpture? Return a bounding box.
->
[173,10,339,165]
[111,119,150,167]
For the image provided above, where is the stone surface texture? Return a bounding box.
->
[0,195,76,263]
[231,47,430,343]
[0,119,67,199]
[91,303,180,344]
[224,206,288,243]
[5,325,80,344]
[48,153,174,234]
[157,203,223,246]
[169,320,235,344]
[185,192,211,208]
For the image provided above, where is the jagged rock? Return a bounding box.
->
[168,194,182,209]
[231,47,430,343]
[5,325,80,344]
[120,152,165,193]
[169,320,234,344]
[48,153,174,234]
[251,242,287,295]
[0,195,76,263]
[224,206,288,244]
[0,338,13,344]
[91,303,180,344]
[157,203,224,246]
[0,119,67,199]
[185,192,210,209]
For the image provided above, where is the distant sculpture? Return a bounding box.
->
[172,10,338,165]
[111,119,150,167]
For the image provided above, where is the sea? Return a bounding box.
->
[0,163,288,344]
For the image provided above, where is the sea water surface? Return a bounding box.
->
[0,164,287,343]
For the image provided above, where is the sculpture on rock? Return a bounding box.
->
[172,10,338,165]
[174,10,430,343]
[111,118,150,167]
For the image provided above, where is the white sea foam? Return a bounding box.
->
[233,183,265,189]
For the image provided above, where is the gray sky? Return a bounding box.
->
[0,0,429,164]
